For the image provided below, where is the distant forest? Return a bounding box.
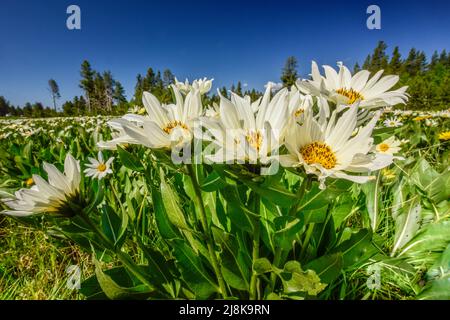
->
[1,41,449,118]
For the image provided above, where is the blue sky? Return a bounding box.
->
[1,0,449,107]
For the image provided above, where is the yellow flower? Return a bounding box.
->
[25,177,34,187]
[413,115,432,121]
[381,168,396,180]
[438,131,450,141]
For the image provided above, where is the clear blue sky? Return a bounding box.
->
[1,0,449,108]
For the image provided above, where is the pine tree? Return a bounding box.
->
[79,60,95,113]
[430,50,439,69]
[281,56,299,87]
[353,62,361,73]
[113,81,127,105]
[370,41,389,71]
[163,69,175,87]
[236,81,243,95]
[0,96,11,116]
[389,46,402,73]
[362,54,371,70]
[404,48,419,76]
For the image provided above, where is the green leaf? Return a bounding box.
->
[200,171,227,192]
[305,253,343,284]
[331,229,377,269]
[391,197,421,256]
[92,259,154,300]
[273,216,303,251]
[277,261,327,296]
[244,180,296,208]
[101,205,122,246]
[361,173,381,231]
[253,258,273,274]
[399,220,450,258]
[150,183,178,239]
[159,168,190,231]
[220,185,254,233]
[171,240,219,299]
[418,244,450,300]
[117,146,144,172]
[212,227,250,291]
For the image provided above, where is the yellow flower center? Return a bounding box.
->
[336,88,364,104]
[246,131,263,151]
[438,131,450,141]
[294,108,304,117]
[378,143,390,152]
[97,163,107,172]
[26,178,34,187]
[163,121,189,134]
[300,142,337,169]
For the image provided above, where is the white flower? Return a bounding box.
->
[174,77,213,95]
[383,117,403,128]
[373,136,404,158]
[297,61,408,109]
[1,154,81,217]
[199,86,289,165]
[280,106,392,188]
[84,152,114,180]
[106,86,202,149]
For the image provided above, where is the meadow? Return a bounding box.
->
[0,72,449,300]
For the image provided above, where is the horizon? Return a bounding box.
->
[1,0,449,108]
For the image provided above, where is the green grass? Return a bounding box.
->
[0,217,93,300]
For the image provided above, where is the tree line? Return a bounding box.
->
[0,42,449,118]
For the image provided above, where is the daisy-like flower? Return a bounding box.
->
[280,106,392,188]
[84,152,114,180]
[297,61,408,109]
[103,86,202,150]
[373,136,404,159]
[383,117,403,128]
[199,85,289,165]
[174,77,213,95]
[1,154,81,217]
[438,131,450,141]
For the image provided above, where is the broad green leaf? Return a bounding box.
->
[243,180,296,208]
[361,173,381,231]
[171,240,219,299]
[150,183,179,239]
[159,168,190,231]
[331,229,378,269]
[392,197,421,256]
[399,220,450,257]
[101,205,122,246]
[93,259,154,300]
[273,216,303,250]
[212,227,250,291]
[305,253,343,284]
[200,171,227,192]
[117,146,144,172]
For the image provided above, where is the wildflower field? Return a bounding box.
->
[1,65,450,300]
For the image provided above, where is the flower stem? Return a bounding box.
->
[249,192,261,300]
[186,164,228,299]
